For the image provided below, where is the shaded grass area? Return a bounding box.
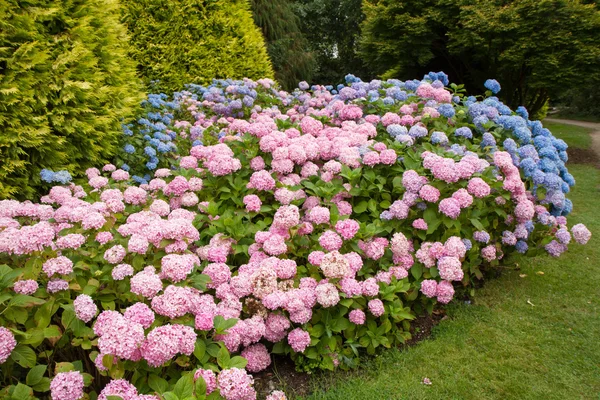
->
[299,124,600,400]
[543,121,594,149]
[549,112,600,124]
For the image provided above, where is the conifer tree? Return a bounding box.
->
[0,0,142,199]
[121,0,274,92]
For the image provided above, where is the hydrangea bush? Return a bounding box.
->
[0,73,591,399]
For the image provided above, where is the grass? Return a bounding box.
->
[543,121,594,149]
[298,123,600,400]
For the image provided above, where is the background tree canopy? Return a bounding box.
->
[291,0,373,85]
[360,0,600,117]
[251,0,316,91]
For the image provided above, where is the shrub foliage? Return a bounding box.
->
[0,75,592,399]
[0,0,142,200]
[121,0,274,93]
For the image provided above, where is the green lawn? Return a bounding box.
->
[299,123,600,400]
[543,121,594,149]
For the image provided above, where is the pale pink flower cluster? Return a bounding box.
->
[0,327,16,364]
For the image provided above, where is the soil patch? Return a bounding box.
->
[253,311,446,399]
[568,148,600,167]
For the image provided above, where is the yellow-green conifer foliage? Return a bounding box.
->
[122,0,274,92]
[0,0,143,199]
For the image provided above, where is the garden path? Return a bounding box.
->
[545,118,600,158]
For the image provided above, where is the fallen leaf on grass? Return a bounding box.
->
[536,271,544,275]
[519,274,527,278]
[527,299,535,307]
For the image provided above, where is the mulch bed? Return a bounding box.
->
[253,310,447,399]
[568,148,600,167]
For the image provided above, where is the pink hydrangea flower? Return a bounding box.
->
[335,219,360,240]
[13,280,38,295]
[412,218,428,230]
[572,224,591,244]
[319,230,343,251]
[436,281,455,304]
[98,379,138,400]
[437,257,464,281]
[0,327,16,364]
[194,369,217,394]
[74,294,97,323]
[242,343,272,372]
[217,368,256,400]
[439,198,461,219]
[349,309,366,325]
[287,328,311,353]
[50,371,84,400]
[368,299,385,317]
[243,195,262,212]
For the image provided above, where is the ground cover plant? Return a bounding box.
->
[0,74,592,400]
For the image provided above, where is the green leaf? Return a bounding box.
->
[106,397,124,400]
[354,200,368,213]
[213,315,237,333]
[26,365,47,386]
[11,383,33,400]
[193,340,206,361]
[44,325,61,339]
[411,264,423,280]
[31,378,51,393]
[470,218,486,231]
[148,375,169,394]
[194,375,207,397]
[8,295,45,308]
[216,346,231,369]
[173,374,194,399]
[54,362,75,373]
[10,345,36,368]
[228,356,248,369]
[34,299,55,329]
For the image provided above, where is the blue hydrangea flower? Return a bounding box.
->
[124,144,135,154]
[408,125,428,138]
[431,131,449,145]
[387,124,408,138]
[455,127,473,139]
[144,146,157,157]
[516,106,529,119]
[481,132,496,147]
[516,240,528,254]
[157,143,171,153]
[121,164,130,171]
[462,239,473,251]
[437,104,455,118]
[484,79,501,94]
[53,171,72,184]
[132,175,148,184]
[40,169,55,183]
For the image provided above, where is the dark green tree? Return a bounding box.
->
[360,0,600,117]
[0,0,143,199]
[251,0,316,90]
[292,0,372,85]
[121,0,274,93]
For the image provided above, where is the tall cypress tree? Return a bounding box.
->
[251,0,316,90]
[121,0,274,93]
[0,0,143,199]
